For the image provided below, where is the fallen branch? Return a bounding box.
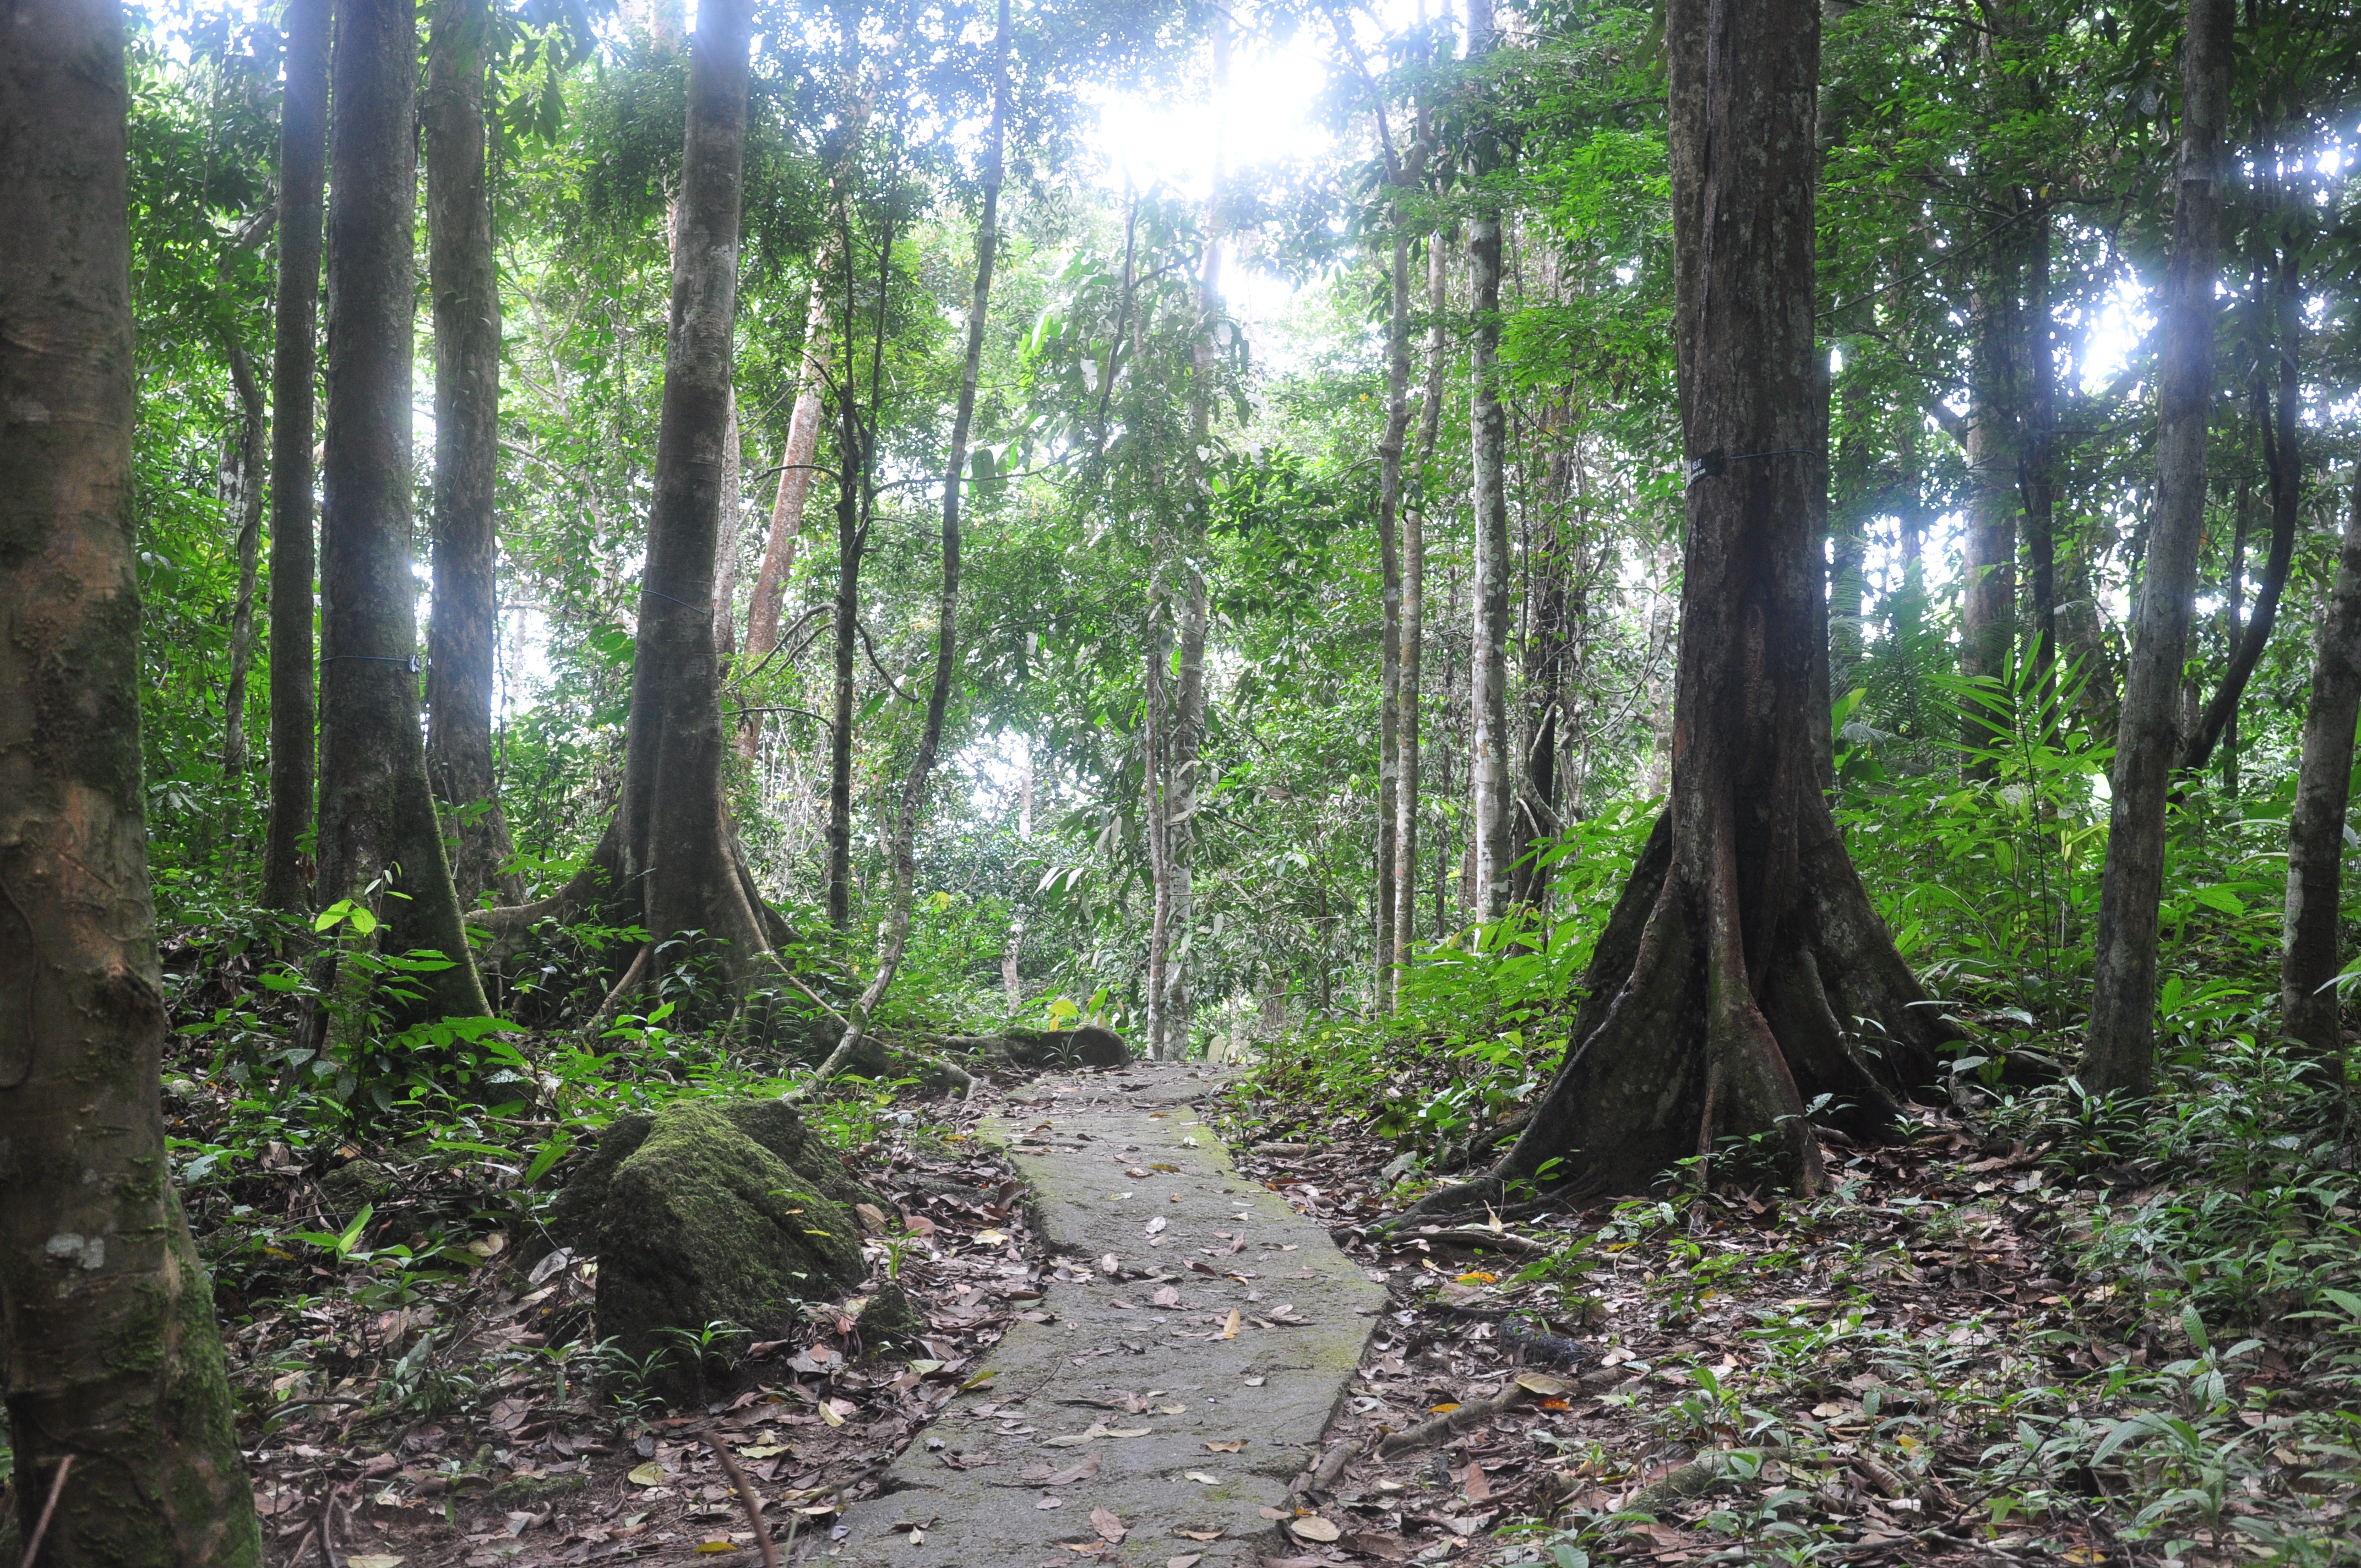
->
[1421,1226,1547,1254]
[1372,1382,1529,1457]
[18,1454,73,1568]
[705,1439,779,1568]
[1622,1444,1800,1517]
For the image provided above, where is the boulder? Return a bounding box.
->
[942,1025,1130,1071]
[847,1281,926,1360]
[588,1101,869,1405]
[548,1096,879,1252]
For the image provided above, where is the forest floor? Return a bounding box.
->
[153,1028,2361,1568]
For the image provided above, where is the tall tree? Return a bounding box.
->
[0,0,262,1557]
[2283,466,2361,1069]
[808,0,1010,1085]
[315,0,489,1021]
[426,0,523,906]
[1403,0,1957,1210]
[2082,0,2235,1098]
[218,341,266,788]
[263,0,331,912]
[736,277,829,760]
[1464,0,1513,919]
[1391,232,1446,1003]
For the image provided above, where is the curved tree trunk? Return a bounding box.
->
[1400,0,1956,1214]
[425,0,523,907]
[263,0,331,912]
[2083,0,2233,1098]
[2181,244,2300,777]
[316,0,489,1022]
[736,278,829,759]
[0,3,263,1558]
[2283,466,2361,1069]
[807,0,1008,1087]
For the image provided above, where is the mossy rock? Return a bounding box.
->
[490,1474,587,1506]
[850,1282,927,1360]
[319,1157,396,1219]
[549,1097,878,1252]
[593,1101,867,1405]
[999,1024,1129,1070]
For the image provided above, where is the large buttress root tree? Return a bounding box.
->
[0,2,263,1560]
[1402,0,1956,1213]
[315,0,489,1022]
[482,0,775,1011]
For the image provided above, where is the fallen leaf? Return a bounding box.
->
[1184,1471,1220,1485]
[1091,1506,1127,1543]
[1152,1286,1181,1308]
[1427,1402,1461,1414]
[1204,1440,1247,1452]
[1037,1497,1064,1510]
[1242,1376,1266,1387]
[817,1401,845,1428]
[695,1543,734,1554]
[1145,1217,1168,1236]
[735,1444,788,1460]
[1514,1373,1570,1397]
[1150,1163,1180,1173]
[1156,1403,1186,1414]
[1169,1556,1203,1568]
[1047,1453,1101,1487]
[975,1229,1010,1245]
[1174,1528,1222,1540]
[627,1463,667,1487]
[1341,1532,1411,1561]
[1453,1271,1495,1284]
[1287,1516,1341,1543]
[346,1557,404,1568]
[1218,1308,1241,1339]
[1455,1460,1491,1503]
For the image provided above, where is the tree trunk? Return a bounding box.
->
[1377,222,1413,1005]
[737,277,829,759]
[1960,210,2022,769]
[712,389,744,657]
[1399,0,1955,1214]
[2020,206,2058,703]
[0,4,263,1558]
[2283,465,2361,1068]
[1392,232,1446,1005]
[806,0,1008,1088]
[426,0,522,907]
[1512,450,1568,911]
[315,0,489,1021]
[2182,244,2300,777]
[1465,0,1511,923]
[263,0,331,912]
[220,341,266,783]
[2083,0,2234,1098]
[826,351,862,930]
[606,0,766,993]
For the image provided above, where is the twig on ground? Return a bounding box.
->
[18,1453,74,1568]
[706,1439,779,1568]
[1370,1383,1529,1457]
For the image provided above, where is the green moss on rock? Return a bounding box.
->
[550,1097,877,1253]
[850,1282,927,1360]
[594,1101,867,1405]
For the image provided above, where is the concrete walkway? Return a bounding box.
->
[837,1061,1384,1567]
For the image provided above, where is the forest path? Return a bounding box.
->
[836,1060,1386,1567]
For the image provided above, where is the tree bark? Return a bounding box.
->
[2020,205,2058,703]
[263,0,331,912]
[220,342,266,782]
[713,389,744,657]
[2083,0,2234,1098]
[0,3,263,1557]
[2283,465,2361,1068]
[1399,0,1955,1213]
[737,277,829,759]
[2181,245,2300,776]
[1465,0,1512,922]
[807,0,1008,1088]
[1960,208,2023,768]
[1377,220,1414,1005]
[1392,233,1446,1008]
[426,0,522,907]
[316,0,489,1021]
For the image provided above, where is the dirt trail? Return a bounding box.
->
[837,1061,1385,1566]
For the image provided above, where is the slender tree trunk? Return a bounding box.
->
[220,342,266,783]
[1511,447,1568,911]
[2283,465,2361,1069]
[263,0,331,912]
[807,0,1009,1087]
[1392,233,1446,1005]
[0,4,263,1558]
[1960,212,2022,768]
[1402,0,1955,1215]
[2223,472,2246,792]
[315,0,488,1021]
[1464,0,1512,922]
[1377,222,1413,1005]
[1143,536,1171,1053]
[2083,0,2234,1098]
[737,278,829,758]
[2182,244,2300,776]
[826,360,862,930]
[712,389,744,658]
[2021,205,2058,703]
[426,0,521,907]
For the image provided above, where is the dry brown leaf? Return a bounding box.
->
[1218,1308,1241,1339]
[1046,1452,1101,1487]
[1091,1506,1127,1543]
[1204,1440,1246,1452]
[1286,1516,1341,1543]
